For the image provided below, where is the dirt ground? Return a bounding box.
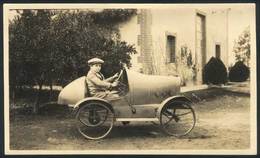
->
[9,88,251,151]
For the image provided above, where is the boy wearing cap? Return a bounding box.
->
[86,58,119,100]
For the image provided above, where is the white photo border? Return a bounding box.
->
[3,3,257,155]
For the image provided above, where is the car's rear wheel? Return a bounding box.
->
[76,101,114,140]
[159,100,196,137]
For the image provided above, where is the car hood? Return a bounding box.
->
[126,69,181,105]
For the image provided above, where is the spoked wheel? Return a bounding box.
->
[160,100,196,137]
[76,101,114,140]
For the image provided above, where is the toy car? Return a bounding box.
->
[57,68,196,140]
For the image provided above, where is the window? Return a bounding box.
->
[215,44,221,59]
[166,35,176,63]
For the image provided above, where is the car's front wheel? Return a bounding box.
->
[159,100,196,137]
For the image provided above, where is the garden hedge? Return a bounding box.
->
[203,57,227,84]
[229,61,250,82]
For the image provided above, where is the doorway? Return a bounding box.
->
[195,13,206,84]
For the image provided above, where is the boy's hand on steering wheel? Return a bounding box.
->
[112,73,119,80]
[111,81,119,87]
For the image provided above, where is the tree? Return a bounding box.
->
[9,9,137,113]
[9,10,54,113]
[51,10,137,85]
[233,26,250,66]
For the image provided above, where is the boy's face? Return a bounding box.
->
[90,63,102,72]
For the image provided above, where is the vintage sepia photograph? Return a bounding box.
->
[3,3,257,155]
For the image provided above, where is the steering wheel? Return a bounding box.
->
[113,69,128,95]
[114,69,123,82]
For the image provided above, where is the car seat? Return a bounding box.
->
[84,77,91,98]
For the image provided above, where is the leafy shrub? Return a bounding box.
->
[9,9,137,88]
[203,57,227,84]
[176,45,196,86]
[229,61,250,82]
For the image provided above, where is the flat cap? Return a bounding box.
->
[87,58,104,65]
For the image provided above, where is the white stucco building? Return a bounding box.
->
[119,8,231,85]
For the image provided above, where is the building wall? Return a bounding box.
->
[119,8,228,84]
[118,14,141,72]
[150,8,197,76]
[204,9,229,66]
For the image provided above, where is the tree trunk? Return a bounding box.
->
[11,86,16,109]
[33,83,43,114]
